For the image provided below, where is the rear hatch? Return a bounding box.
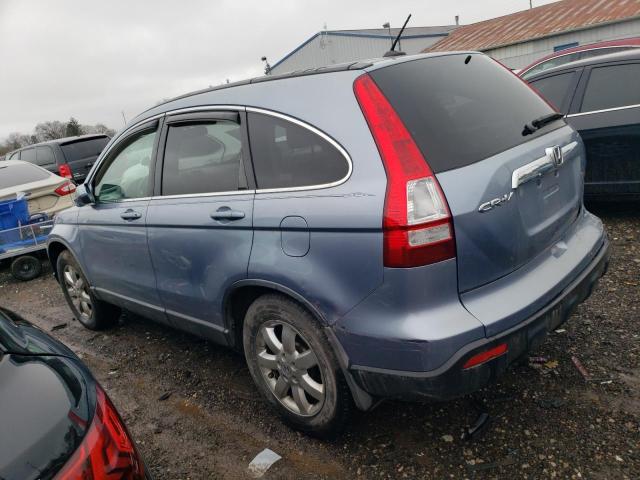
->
[369,54,583,318]
[60,136,110,181]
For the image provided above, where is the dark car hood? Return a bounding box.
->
[0,308,93,480]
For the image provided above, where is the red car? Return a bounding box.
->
[519,37,640,80]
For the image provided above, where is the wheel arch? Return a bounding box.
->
[47,239,73,280]
[223,279,375,411]
[224,279,328,351]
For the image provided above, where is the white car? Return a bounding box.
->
[0,160,75,217]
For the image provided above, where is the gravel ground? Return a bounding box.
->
[0,203,638,479]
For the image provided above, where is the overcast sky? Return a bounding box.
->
[0,0,559,140]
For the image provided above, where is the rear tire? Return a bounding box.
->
[10,255,42,281]
[243,294,352,438]
[57,250,120,330]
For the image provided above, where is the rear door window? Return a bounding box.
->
[247,113,349,189]
[60,137,109,162]
[35,146,56,167]
[0,163,50,188]
[161,120,245,195]
[529,71,576,113]
[369,54,561,173]
[580,63,640,112]
[19,148,36,163]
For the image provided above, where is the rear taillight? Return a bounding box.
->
[55,386,146,479]
[54,181,76,196]
[58,164,73,179]
[353,74,455,268]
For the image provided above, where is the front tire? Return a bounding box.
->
[57,250,120,330]
[243,294,352,438]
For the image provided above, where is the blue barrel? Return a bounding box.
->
[0,196,30,231]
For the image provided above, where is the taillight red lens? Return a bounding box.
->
[54,181,77,196]
[58,164,73,179]
[353,73,455,267]
[55,386,146,479]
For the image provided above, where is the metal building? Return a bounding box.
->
[426,0,640,69]
[270,26,458,75]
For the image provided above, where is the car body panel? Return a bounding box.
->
[437,126,583,294]
[0,160,73,216]
[0,308,93,480]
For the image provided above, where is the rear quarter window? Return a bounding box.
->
[247,113,349,189]
[529,71,576,114]
[0,163,50,189]
[369,54,561,173]
[61,137,109,162]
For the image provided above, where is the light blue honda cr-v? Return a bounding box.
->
[48,52,609,437]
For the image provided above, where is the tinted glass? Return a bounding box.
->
[370,54,559,172]
[60,137,109,162]
[95,130,156,202]
[529,72,576,113]
[35,146,56,167]
[581,63,640,112]
[162,121,244,195]
[20,148,36,163]
[0,163,50,188]
[248,113,349,189]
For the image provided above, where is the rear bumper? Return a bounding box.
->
[349,236,609,401]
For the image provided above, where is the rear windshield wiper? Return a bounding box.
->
[522,112,564,136]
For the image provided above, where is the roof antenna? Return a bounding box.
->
[383,13,411,57]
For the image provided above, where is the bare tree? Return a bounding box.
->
[34,121,66,142]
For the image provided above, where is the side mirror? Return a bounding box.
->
[75,184,95,206]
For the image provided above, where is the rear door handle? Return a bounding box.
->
[120,209,142,221]
[210,208,245,220]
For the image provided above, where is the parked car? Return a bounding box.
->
[6,134,110,184]
[48,52,609,437]
[0,160,76,217]
[527,49,640,199]
[0,306,148,479]
[519,36,640,80]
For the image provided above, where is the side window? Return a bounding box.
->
[161,120,244,196]
[36,146,56,167]
[94,129,157,202]
[20,148,36,163]
[529,72,576,114]
[247,113,349,189]
[581,63,640,112]
[8,151,19,160]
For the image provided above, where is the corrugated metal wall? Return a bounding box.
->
[271,35,444,74]
[486,18,640,69]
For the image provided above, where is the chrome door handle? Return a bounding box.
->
[120,209,142,220]
[210,209,245,220]
[511,141,578,189]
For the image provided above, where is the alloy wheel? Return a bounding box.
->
[256,321,325,416]
[63,264,93,320]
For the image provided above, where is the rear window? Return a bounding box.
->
[60,137,109,162]
[0,163,50,189]
[369,54,561,173]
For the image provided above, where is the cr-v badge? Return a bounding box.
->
[478,191,514,213]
